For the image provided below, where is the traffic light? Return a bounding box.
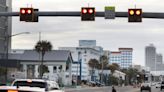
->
[20,8,34,22]
[81,7,95,21]
[128,9,142,22]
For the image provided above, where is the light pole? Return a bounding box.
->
[3,32,30,82]
[76,51,81,87]
[137,74,140,84]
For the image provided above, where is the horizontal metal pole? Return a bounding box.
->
[0,11,164,19]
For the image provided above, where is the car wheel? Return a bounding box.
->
[149,89,151,92]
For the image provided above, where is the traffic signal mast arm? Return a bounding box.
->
[0,11,164,19]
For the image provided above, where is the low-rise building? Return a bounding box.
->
[0,50,73,86]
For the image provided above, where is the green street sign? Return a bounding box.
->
[105,6,115,19]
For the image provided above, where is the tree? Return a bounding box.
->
[88,59,99,81]
[0,67,6,76]
[108,64,118,74]
[121,68,139,85]
[112,63,120,70]
[38,65,49,75]
[35,40,52,78]
[100,55,108,83]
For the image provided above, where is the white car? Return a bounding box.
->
[0,79,64,92]
[140,83,151,92]
[155,82,161,88]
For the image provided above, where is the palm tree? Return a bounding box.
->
[100,55,108,83]
[112,63,120,70]
[108,64,117,74]
[88,59,99,81]
[35,40,52,78]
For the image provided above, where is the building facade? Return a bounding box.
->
[1,50,73,85]
[109,48,133,69]
[109,52,121,66]
[59,47,101,81]
[0,0,12,58]
[119,48,133,69]
[79,40,96,47]
[156,54,164,71]
[145,44,156,71]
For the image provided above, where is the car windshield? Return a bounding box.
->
[13,81,46,88]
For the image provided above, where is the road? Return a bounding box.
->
[65,86,139,92]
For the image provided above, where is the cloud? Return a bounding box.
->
[11,0,164,66]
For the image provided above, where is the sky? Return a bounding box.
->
[11,0,164,66]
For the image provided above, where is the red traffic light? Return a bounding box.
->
[20,8,33,14]
[20,9,26,14]
[82,8,87,14]
[88,9,94,14]
[27,9,32,14]
[81,7,95,21]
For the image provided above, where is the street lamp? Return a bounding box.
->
[76,51,81,87]
[137,74,140,84]
[3,32,30,82]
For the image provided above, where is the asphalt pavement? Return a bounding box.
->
[65,86,140,92]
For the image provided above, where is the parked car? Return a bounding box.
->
[87,81,96,87]
[95,82,105,87]
[140,83,151,92]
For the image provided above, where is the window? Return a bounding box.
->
[53,66,57,73]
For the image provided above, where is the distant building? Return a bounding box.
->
[0,0,12,58]
[113,70,126,80]
[119,48,133,69]
[132,65,142,72]
[109,51,121,66]
[59,47,101,81]
[109,48,133,69]
[79,40,96,47]
[79,40,104,55]
[156,54,163,64]
[156,54,164,71]
[103,50,110,59]
[145,44,156,71]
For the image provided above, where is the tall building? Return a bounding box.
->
[119,48,133,69]
[156,54,163,64]
[0,0,12,58]
[79,40,96,47]
[109,48,133,69]
[109,51,121,67]
[156,54,164,71]
[145,44,156,71]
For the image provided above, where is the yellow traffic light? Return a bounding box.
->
[136,10,141,15]
[129,10,134,15]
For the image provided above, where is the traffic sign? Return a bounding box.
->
[105,6,115,19]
